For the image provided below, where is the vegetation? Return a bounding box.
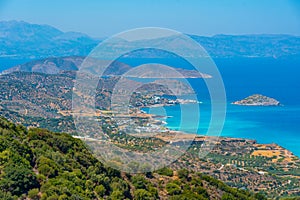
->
[0,117,266,199]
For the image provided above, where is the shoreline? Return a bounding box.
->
[157,125,300,159]
[154,130,300,160]
[140,103,300,158]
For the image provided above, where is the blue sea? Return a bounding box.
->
[143,103,300,157]
[138,57,300,157]
[0,57,31,71]
[1,56,300,157]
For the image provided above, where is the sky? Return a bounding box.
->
[0,0,299,38]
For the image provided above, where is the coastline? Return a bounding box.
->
[155,129,299,158]
[141,102,300,158]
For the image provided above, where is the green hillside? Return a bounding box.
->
[0,117,265,200]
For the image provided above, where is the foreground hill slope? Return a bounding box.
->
[0,117,264,199]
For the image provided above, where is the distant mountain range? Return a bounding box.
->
[0,20,98,59]
[190,34,300,58]
[1,20,300,61]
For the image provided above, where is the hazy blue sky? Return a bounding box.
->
[0,0,299,37]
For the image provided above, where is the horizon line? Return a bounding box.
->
[1,20,300,39]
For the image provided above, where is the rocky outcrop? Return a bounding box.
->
[232,94,280,106]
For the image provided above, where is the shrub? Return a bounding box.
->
[166,183,182,195]
[156,167,173,177]
[134,189,154,200]
[28,188,39,200]
[95,185,106,197]
[177,169,189,180]
[131,175,148,189]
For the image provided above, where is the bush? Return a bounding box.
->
[166,183,182,195]
[28,188,39,200]
[0,191,16,200]
[131,175,148,189]
[134,189,154,200]
[222,193,235,200]
[177,169,189,180]
[0,164,39,196]
[109,190,125,200]
[156,167,173,177]
[95,185,106,197]
[194,186,209,198]
[58,194,69,200]
[47,195,59,200]
[254,192,267,200]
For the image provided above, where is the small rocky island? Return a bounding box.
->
[232,94,281,106]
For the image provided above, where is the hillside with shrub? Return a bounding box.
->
[0,117,265,200]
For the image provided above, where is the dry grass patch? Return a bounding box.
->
[251,150,281,157]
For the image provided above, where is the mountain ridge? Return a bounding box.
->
[0,20,99,61]
[1,20,300,62]
[1,56,212,79]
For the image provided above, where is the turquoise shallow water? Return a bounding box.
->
[137,57,300,158]
[2,57,300,157]
[142,103,300,157]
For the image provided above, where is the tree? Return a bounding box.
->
[131,175,148,189]
[38,164,56,178]
[0,164,39,196]
[147,186,158,199]
[28,188,39,200]
[58,194,69,200]
[254,192,267,200]
[109,190,125,200]
[156,167,173,177]
[95,185,106,197]
[166,183,182,195]
[194,186,209,198]
[0,191,16,200]
[47,195,59,200]
[177,169,189,180]
[134,189,154,200]
[110,179,131,199]
[221,193,235,200]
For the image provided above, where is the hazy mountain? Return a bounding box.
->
[2,56,84,74]
[1,20,300,62]
[190,34,300,58]
[0,20,63,41]
[2,56,211,79]
[0,20,99,59]
[1,56,134,75]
